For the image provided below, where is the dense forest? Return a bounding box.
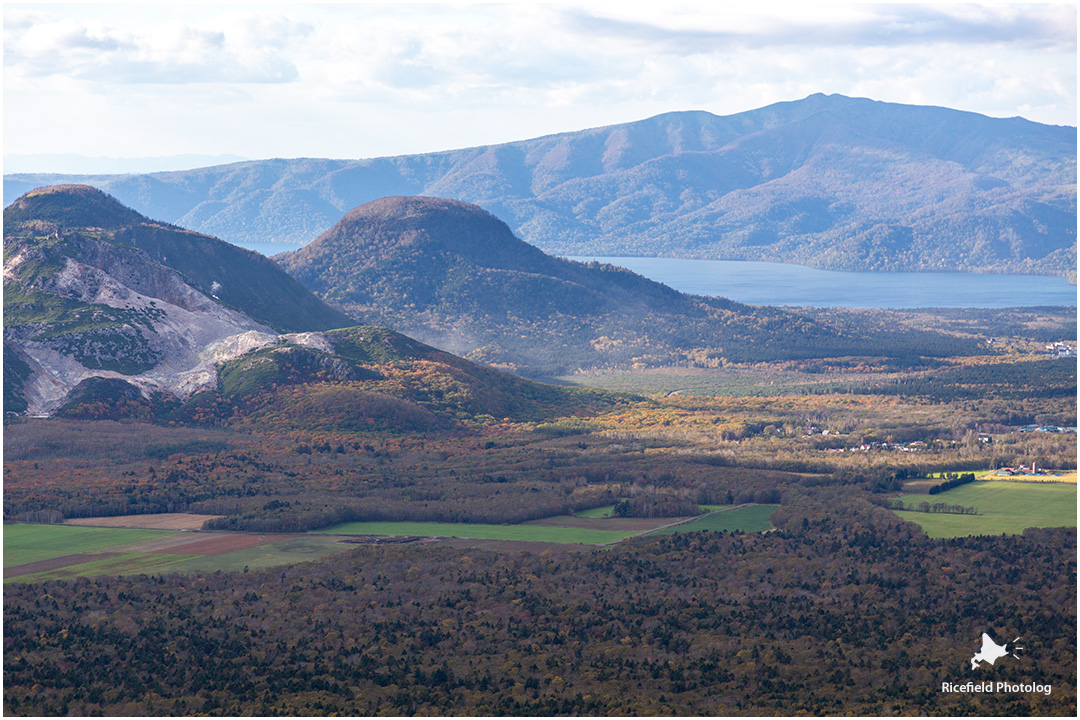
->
[4,491,1075,715]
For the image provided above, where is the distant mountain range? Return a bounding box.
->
[3,153,249,175]
[5,94,1075,276]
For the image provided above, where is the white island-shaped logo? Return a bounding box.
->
[971,633,1023,670]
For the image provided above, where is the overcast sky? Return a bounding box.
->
[4,2,1077,172]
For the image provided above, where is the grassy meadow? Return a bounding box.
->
[163,536,356,573]
[9,553,198,584]
[319,505,781,544]
[3,524,355,583]
[6,503,787,582]
[576,505,617,518]
[316,520,638,545]
[3,524,171,566]
[555,367,867,397]
[891,481,1077,538]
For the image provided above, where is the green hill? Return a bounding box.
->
[139,325,626,431]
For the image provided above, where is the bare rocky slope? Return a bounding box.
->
[5,94,1075,276]
[3,185,355,415]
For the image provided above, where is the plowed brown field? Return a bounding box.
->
[64,514,220,530]
[4,553,121,579]
[152,534,298,556]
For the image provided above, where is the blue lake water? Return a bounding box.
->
[567,257,1077,309]
[237,239,1077,310]
[236,242,303,257]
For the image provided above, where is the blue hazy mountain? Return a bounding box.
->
[5,94,1075,275]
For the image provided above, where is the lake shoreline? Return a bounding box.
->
[233,242,1077,309]
[566,256,1078,309]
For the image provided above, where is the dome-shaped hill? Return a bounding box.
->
[275,195,694,327]
[3,184,147,229]
[280,196,560,277]
[275,195,883,376]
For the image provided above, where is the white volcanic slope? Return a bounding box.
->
[6,251,333,416]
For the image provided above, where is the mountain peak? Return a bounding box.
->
[293,195,553,272]
[4,184,147,230]
[341,195,496,225]
[5,96,1075,276]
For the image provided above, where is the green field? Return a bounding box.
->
[320,506,779,544]
[6,502,785,582]
[165,537,352,573]
[891,481,1077,538]
[4,524,357,583]
[578,504,729,520]
[576,505,616,518]
[316,520,637,545]
[654,505,779,534]
[3,524,173,566]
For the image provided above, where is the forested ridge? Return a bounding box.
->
[4,492,1074,716]
[275,195,991,375]
[7,94,1074,276]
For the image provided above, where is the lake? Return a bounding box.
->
[236,240,1077,309]
[237,242,303,257]
[567,257,1077,309]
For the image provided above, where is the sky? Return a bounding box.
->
[4,2,1077,172]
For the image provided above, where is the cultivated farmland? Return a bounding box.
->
[315,520,638,545]
[890,481,1077,538]
[64,513,220,530]
[317,505,779,544]
[6,503,787,582]
[3,524,354,582]
[3,524,171,567]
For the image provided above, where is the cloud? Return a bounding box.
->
[311,4,638,107]
[561,3,1076,53]
[4,9,305,84]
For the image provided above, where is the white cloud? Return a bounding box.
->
[4,7,304,84]
[560,3,1076,52]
